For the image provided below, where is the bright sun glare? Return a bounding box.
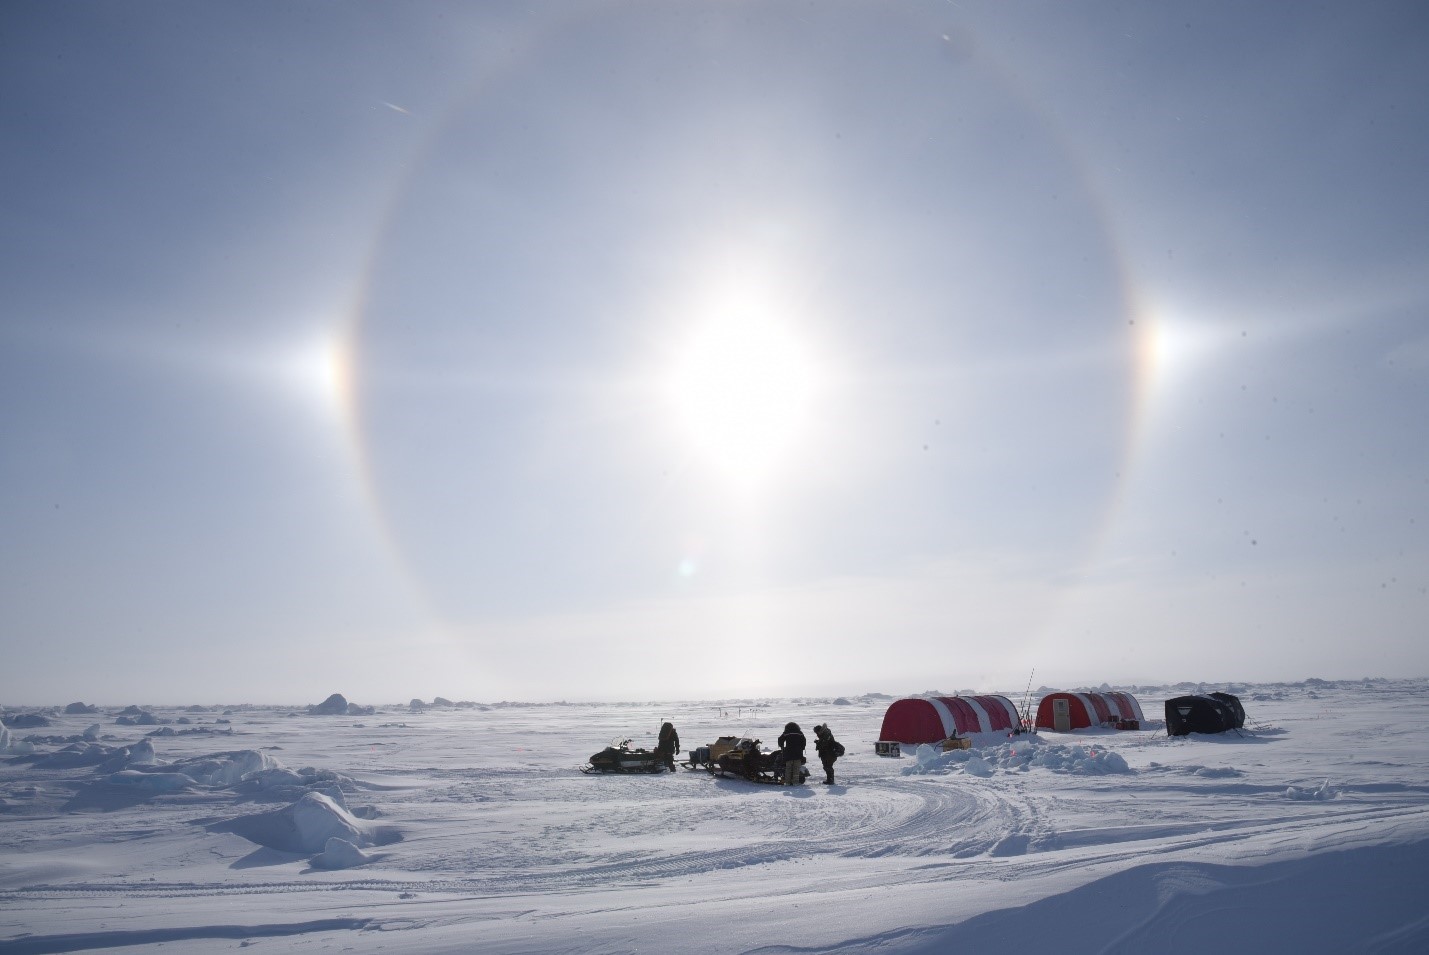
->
[1139,305,1239,406]
[664,317,820,487]
[278,325,355,425]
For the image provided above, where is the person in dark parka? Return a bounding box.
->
[656,721,680,772]
[777,721,806,785]
[813,723,844,785]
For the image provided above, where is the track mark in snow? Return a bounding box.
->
[0,917,372,955]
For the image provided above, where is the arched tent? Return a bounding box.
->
[1035,691,1144,731]
[878,695,1021,744]
[1165,692,1245,736]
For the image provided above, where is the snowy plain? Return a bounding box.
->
[2,679,1427,954]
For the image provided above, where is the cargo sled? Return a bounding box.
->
[581,738,668,774]
[683,734,748,770]
[711,737,809,785]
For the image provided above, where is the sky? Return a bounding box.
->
[2,1,1427,705]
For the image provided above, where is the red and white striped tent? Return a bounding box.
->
[878,695,1021,744]
[1034,691,1144,731]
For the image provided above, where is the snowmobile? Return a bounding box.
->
[581,738,668,774]
[711,737,809,785]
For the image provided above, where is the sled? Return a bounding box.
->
[682,735,749,770]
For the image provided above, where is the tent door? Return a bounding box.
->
[1053,698,1071,732]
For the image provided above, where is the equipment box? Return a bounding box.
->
[941,737,971,751]
[875,741,901,757]
[1115,719,1140,731]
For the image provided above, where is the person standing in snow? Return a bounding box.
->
[813,724,844,785]
[777,721,806,785]
[656,721,680,772]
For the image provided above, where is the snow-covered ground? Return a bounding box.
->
[2,679,1427,953]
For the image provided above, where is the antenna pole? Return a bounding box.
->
[1021,668,1036,732]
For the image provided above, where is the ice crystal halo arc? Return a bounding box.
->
[335,4,1146,632]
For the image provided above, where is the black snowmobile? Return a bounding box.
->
[581,738,668,774]
[712,738,809,785]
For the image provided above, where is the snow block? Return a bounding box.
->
[312,836,372,870]
[106,770,197,792]
[210,791,373,854]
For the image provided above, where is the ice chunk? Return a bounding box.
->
[170,750,279,786]
[211,791,368,853]
[290,792,365,849]
[106,770,196,792]
[962,755,994,777]
[309,693,350,715]
[0,725,36,755]
[902,737,1134,777]
[1286,779,1337,801]
[312,836,371,870]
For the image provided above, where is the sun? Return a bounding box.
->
[663,316,821,487]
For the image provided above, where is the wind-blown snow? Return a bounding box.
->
[2,679,1427,953]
